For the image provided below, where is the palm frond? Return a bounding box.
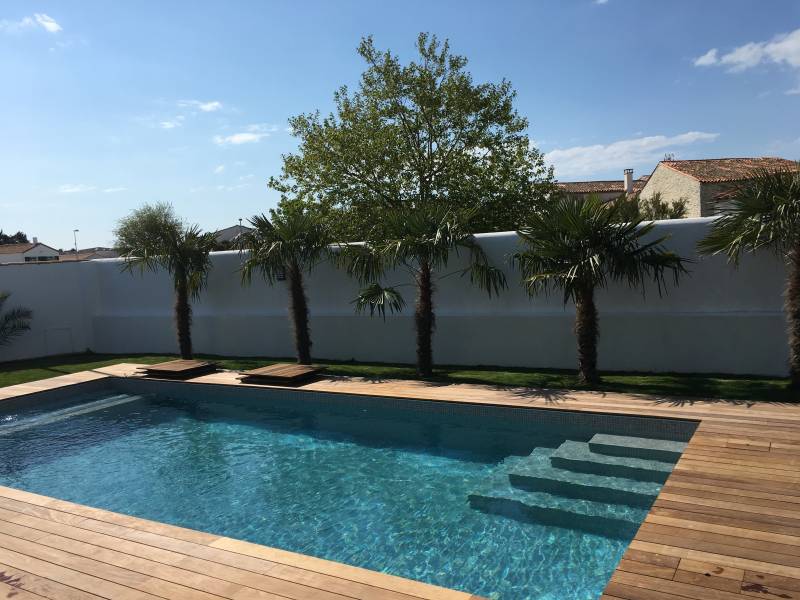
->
[240,206,333,285]
[0,292,33,347]
[347,203,504,296]
[515,194,688,304]
[698,166,800,263]
[353,283,406,319]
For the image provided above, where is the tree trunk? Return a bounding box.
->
[787,246,800,389]
[287,263,312,365]
[174,273,193,359]
[575,285,599,385]
[415,261,435,378]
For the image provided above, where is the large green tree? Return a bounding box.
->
[698,166,800,389]
[514,195,687,384]
[115,203,216,359]
[342,205,506,377]
[270,33,553,239]
[239,202,332,364]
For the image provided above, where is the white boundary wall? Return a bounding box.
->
[0,218,790,376]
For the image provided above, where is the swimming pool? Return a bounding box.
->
[0,380,695,599]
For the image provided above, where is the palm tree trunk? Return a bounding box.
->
[787,245,800,389]
[174,274,193,359]
[575,285,599,384]
[287,263,312,365]
[415,261,435,377]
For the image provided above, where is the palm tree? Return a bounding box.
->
[115,203,216,359]
[514,195,687,384]
[0,292,32,346]
[698,165,800,389]
[343,205,506,377]
[239,203,332,364]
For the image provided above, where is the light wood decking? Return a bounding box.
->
[1,364,799,600]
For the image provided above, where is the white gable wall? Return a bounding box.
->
[639,165,702,217]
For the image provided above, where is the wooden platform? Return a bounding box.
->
[238,363,325,385]
[1,364,800,600]
[138,360,217,380]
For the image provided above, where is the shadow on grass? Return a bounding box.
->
[0,352,796,404]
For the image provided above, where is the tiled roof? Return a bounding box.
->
[0,243,35,255]
[557,177,648,194]
[661,157,797,183]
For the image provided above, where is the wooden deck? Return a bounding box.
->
[1,365,799,600]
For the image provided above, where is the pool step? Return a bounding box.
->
[504,450,660,507]
[588,434,686,463]
[468,469,644,539]
[550,440,674,483]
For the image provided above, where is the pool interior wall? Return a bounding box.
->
[0,379,698,599]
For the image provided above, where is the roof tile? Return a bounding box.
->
[662,157,797,183]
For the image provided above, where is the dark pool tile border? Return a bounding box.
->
[108,377,699,442]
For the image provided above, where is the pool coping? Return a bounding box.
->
[1,365,799,600]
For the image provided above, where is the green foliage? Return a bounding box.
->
[238,201,333,284]
[609,192,687,223]
[271,33,554,239]
[354,283,407,318]
[0,230,29,244]
[697,166,800,262]
[342,205,507,312]
[0,292,32,347]
[697,165,800,388]
[514,195,687,304]
[114,203,216,299]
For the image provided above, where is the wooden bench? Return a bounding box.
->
[138,359,218,379]
[239,363,326,385]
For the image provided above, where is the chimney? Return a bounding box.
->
[32,237,38,244]
[623,169,634,195]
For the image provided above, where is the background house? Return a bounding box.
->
[638,157,797,217]
[214,224,253,244]
[59,247,120,261]
[213,223,253,250]
[557,169,649,201]
[0,239,60,264]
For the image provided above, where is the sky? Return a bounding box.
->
[1,0,799,249]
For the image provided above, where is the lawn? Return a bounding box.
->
[0,352,796,403]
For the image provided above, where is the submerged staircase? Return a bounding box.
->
[468,434,685,539]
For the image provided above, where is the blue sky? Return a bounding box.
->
[1,0,799,249]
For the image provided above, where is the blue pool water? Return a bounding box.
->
[0,386,689,599]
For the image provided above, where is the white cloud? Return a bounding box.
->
[694,28,800,74]
[693,48,718,67]
[594,0,609,4]
[786,86,800,96]
[546,131,719,178]
[178,100,223,112]
[213,124,276,146]
[159,116,184,129]
[58,184,95,194]
[34,13,61,33]
[213,164,226,174]
[216,183,250,191]
[0,16,34,33]
[102,187,127,193]
[1,13,61,34]
[213,132,263,145]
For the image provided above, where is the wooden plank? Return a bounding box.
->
[0,579,49,599]
[0,560,105,600]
